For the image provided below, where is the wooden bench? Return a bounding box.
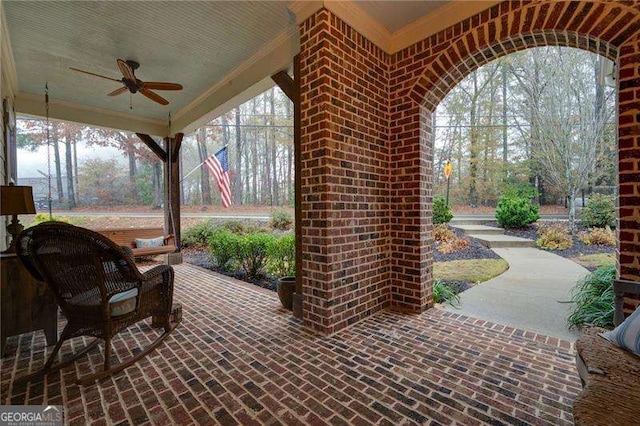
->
[573,279,640,424]
[95,227,176,258]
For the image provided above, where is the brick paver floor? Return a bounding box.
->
[1,264,581,425]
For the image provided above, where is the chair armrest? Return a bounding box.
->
[142,264,174,281]
[120,246,135,261]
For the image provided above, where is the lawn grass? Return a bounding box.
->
[572,252,615,269]
[433,259,509,283]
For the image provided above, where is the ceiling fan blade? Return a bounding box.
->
[142,82,183,91]
[140,88,169,105]
[117,59,136,82]
[107,86,128,97]
[69,67,121,82]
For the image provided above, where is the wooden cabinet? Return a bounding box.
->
[1,253,57,356]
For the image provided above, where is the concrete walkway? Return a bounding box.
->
[441,247,589,341]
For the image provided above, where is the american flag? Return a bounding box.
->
[204,146,232,208]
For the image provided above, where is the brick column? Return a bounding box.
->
[298,10,391,334]
[618,34,640,292]
[388,101,433,312]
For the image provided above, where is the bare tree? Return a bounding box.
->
[525,49,615,231]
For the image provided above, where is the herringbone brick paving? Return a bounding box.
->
[1,264,581,425]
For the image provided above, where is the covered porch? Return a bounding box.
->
[1,264,579,425]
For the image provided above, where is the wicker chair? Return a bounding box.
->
[16,222,181,385]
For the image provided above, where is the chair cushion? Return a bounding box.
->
[109,288,139,317]
[135,236,165,248]
[600,307,640,356]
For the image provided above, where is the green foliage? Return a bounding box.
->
[237,232,276,278]
[182,220,218,248]
[495,196,540,228]
[433,280,461,307]
[568,265,616,329]
[221,220,248,235]
[270,209,293,231]
[578,226,616,247]
[536,223,572,250]
[27,213,72,228]
[433,196,453,224]
[268,234,296,277]
[580,194,616,228]
[503,181,538,200]
[208,229,240,271]
[135,162,156,206]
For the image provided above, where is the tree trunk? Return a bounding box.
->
[64,130,76,208]
[502,63,508,178]
[128,150,137,203]
[234,107,243,205]
[285,100,292,205]
[251,99,258,204]
[270,88,279,206]
[152,161,162,209]
[196,128,212,205]
[51,122,65,204]
[568,187,579,234]
[468,73,479,207]
[73,139,79,201]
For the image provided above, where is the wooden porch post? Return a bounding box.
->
[271,56,303,320]
[163,134,183,264]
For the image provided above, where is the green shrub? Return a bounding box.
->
[221,220,247,235]
[578,226,616,247]
[503,182,538,200]
[268,234,296,277]
[433,280,460,307]
[568,264,616,329]
[433,196,453,224]
[536,223,572,250]
[238,232,276,278]
[495,196,540,228]
[208,229,241,271]
[27,213,72,228]
[182,220,218,248]
[270,209,293,231]
[580,194,616,228]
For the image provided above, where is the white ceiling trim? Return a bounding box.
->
[324,1,392,52]
[1,2,19,97]
[15,92,167,136]
[389,1,502,53]
[171,26,299,135]
[288,0,501,54]
[289,0,324,25]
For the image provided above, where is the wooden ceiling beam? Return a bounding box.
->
[136,133,167,162]
[271,71,296,102]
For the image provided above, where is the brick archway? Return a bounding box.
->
[391,0,640,315]
[298,1,640,335]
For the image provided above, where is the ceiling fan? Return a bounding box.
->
[70,59,183,106]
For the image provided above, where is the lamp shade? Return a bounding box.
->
[1,185,36,216]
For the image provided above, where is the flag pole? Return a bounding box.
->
[180,160,206,183]
[180,145,229,183]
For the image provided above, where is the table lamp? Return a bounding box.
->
[1,184,36,253]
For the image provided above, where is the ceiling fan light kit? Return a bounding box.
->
[69,59,183,106]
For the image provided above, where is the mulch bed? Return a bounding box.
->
[182,248,278,292]
[484,221,615,259]
[434,227,502,262]
[182,227,502,297]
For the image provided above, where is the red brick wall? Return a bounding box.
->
[299,1,640,333]
[618,33,640,310]
[299,10,391,334]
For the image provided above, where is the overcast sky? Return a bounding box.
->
[17,143,126,178]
